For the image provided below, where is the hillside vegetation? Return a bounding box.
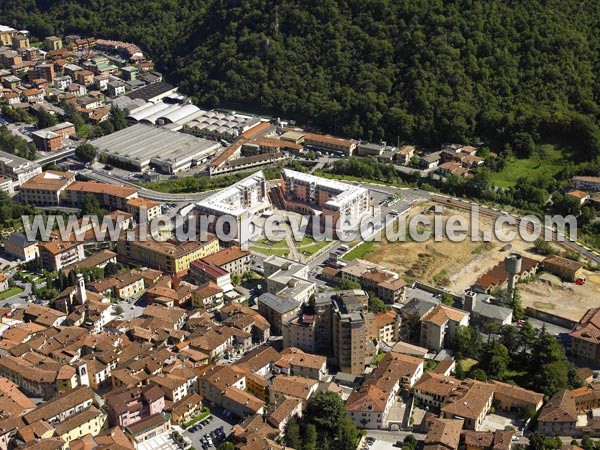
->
[2,0,600,155]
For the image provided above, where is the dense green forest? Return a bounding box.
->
[2,0,599,154]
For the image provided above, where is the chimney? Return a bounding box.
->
[76,273,87,304]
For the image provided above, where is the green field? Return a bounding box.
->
[342,241,377,261]
[0,287,23,300]
[490,146,568,188]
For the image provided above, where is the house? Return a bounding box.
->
[440,379,494,430]
[570,308,600,364]
[347,352,423,429]
[420,152,441,169]
[302,132,357,156]
[420,304,469,351]
[21,88,43,103]
[542,255,585,282]
[268,375,319,405]
[3,232,38,262]
[124,413,170,445]
[190,281,223,311]
[537,390,577,436]
[394,145,416,164]
[88,271,145,300]
[275,348,328,381]
[424,418,464,450]
[169,393,203,425]
[266,396,303,435]
[105,384,165,427]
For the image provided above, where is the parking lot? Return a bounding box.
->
[182,408,236,449]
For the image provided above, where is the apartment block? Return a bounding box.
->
[332,290,370,375]
[116,232,219,276]
[38,239,85,271]
[18,170,76,206]
[420,304,470,351]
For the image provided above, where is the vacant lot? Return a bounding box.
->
[490,145,568,188]
[520,271,600,321]
[364,203,542,291]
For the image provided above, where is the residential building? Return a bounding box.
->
[570,308,600,364]
[116,232,219,276]
[201,246,252,276]
[190,281,224,310]
[105,384,165,427]
[63,181,138,210]
[347,352,423,429]
[169,393,203,425]
[275,348,328,381]
[463,291,513,327]
[263,255,315,303]
[0,150,41,186]
[45,36,62,51]
[31,122,75,152]
[189,259,233,292]
[266,396,303,435]
[537,390,577,436]
[424,418,463,450]
[18,170,76,206]
[38,239,85,271]
[258,293,302,335]
[420,304,470,351]
[194,171,271,246]
[339,259,406,303]
[3,232,38,262]
[464,430,514,450]
[441,379,494,430]
[278,169,370,234]
[268,375,319,405]
[332,289,370,374]
[0,175,13,195]
[88,271,145,300]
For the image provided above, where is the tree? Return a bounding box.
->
[83,193,104,217]
[115,305,124,315]
[303,424,318,450]
[104,262,119,277]
[403,435,418,450]
[479,341,510,380]
[368,293,387,313]
[36,108,57,129]
[75,143,97,163]
[110,105,127,131]
[452,326,482,360]
[217,444,235,450]
[284,418,301,449]
[441,292,455,306]
[511,287,525,321]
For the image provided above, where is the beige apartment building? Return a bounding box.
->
[332,290,370,375]
[18,170,76,206]
[420,304,470,351]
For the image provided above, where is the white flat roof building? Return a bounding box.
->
[92,123,220,174]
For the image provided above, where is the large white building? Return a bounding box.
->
[194,171,271,246]
[279,169,371,233]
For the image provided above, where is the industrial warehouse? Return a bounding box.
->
[91,123,221,174]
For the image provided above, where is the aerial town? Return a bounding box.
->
[0,22,600,450]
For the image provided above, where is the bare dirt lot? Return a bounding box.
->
[520,271,600,322]
[365,203,541,292]
[364,202,600,320]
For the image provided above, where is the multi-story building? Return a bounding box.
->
[347,352,423,429]
[302,132,357,156]
[0,150,41,186]
[258,293,302,335]
[340,259,406,304]
[570,308,600,364]
[105,384,165,427]
[420,304,470,351]
[125,197,161,223]
[200,246,252,276]
[3,232,38,262]
[194,171,271,246]
[31,122,75,152]
[45,36,63,50]
[116,232,219,276]
[332,289,370,374]
[537,390,577,436]
[263,255,315,303]
[279,169,370,233]
[63,181,138,210]
[38,239,85,271]
[18,170,76,206]
[88,271,145,300]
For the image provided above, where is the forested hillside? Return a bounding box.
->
[3,0,599,154]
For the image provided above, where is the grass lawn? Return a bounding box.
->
[490,145,568,188]
[183,407,211,428]
[342,241,377,261]
[250,246,290,257]
[0,287,23,300]
[460,358,478,372]
[371,352,386,365]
